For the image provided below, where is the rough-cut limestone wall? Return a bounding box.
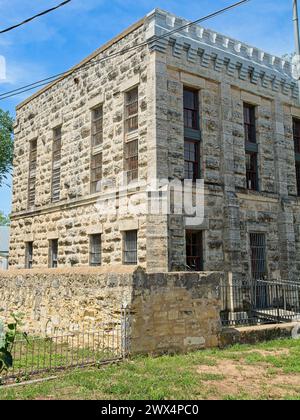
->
[0,269,224,353]
[10,12,300,282]
[9,205,148,269]
[130,271,223,354]
[161,64,225,272]
[10,20,155,271]
[12,24,148,214]
[0,267,135,333]
[154,42,300,281]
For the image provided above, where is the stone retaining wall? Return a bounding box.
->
[130,270,223,354]
[0,268,223,353]
[220,323,300,347]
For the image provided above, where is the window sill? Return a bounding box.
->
[91,143,103,155]
[125,130,138,142]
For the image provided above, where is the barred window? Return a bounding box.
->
[89,234,101,266]
[250,233,267,280]
[92,106,103,147]
[91,152,102,194]
[184,88,199,130]
[124,139,138,183]
[28,139,37,208]
[246,151,259,191]
[51,126,62,202]
[186,230,203,271]
[25,242,33,269]
[125,87,138,134]
[49,239,58,269]
[123,230,137,265]
[244,103,256,144]
[184,140,200,180]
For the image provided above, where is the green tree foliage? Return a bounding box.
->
[0,211,10,225]
[0,109,14,187]
[0,314,27,377]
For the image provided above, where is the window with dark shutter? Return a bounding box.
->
[186,230,203,271]
[123,230,137,265]
[125,88,138,134]
[28,139,37,208]
[91,152,102,194]
[49,239,58,268]
[92,106,103,147]
[124,139,138,183]
[25,242,33,269]
[51,126,62,202]
[89,235,101,266]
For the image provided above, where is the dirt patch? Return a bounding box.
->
[241,348,290,357]
[196,358,299,399]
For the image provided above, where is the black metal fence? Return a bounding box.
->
[220,279,300,327]
[0,309,130,384]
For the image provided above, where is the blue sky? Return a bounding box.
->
[0,0,296,215]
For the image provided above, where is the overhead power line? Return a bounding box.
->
[0,0,72,34]
[0,0,250,101]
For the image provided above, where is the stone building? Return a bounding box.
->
[9,8,300,283]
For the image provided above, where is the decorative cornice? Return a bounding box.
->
[145,9,299,100]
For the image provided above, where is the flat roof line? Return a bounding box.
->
[16,17,145,110]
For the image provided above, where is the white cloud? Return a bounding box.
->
[0,59,45,86]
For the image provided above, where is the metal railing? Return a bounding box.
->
[1,309,130,384]
[220,279,300,327]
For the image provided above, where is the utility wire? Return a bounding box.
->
[0,0,250,101]
[0,0,72,34]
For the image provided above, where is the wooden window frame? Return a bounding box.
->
[246,151,259,191]
[89,234,102,266]
[49,239,58,269]
[123,230,138,265]
[186,230,204,271]
[51,126,62,202]
[91,106,103,147]
[184,139,200,181]
[28,139,37,209]
[25,242,33,269]
[244,103,257,144]
[125,87,138,135]
[184,88,199,130]
[124,139,138,183]
[91,152,102,194]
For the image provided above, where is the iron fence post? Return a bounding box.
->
[121,305,130,359]
[276,283,280,323]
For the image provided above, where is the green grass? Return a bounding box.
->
[5,336,118,379]
[0,338,299,400]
